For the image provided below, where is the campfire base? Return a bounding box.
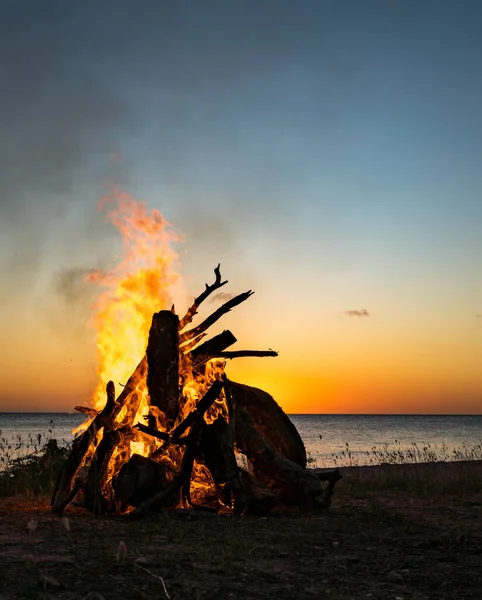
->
[52,266,342,517]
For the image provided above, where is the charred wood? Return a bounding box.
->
[180,291,254,344]
[51,381,117,514]
[237,469,278,516]
[179,264,228,330]
[215,350,278,359]
[146,311,180,428]
[74,406,99,417]
[113,454,171,508]
[229,381,306,468]
[187,330,237,368]
[84,426,133,516]
[196,415,241,509]
[234,405,339,510]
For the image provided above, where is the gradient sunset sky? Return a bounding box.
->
[1,0,481,414]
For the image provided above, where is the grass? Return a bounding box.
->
[0,430,70,499]
[1,430,481,500]
[307,439,482,468]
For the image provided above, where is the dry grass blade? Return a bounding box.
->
[115,540,128,564]
[26,518,38,534]
[134,559,171,599]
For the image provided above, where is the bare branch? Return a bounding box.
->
[74,406,99,417]
[180,291,254,343]
[179,264,228,330]
[210,350,278,360]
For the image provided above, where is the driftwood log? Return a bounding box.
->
[52,265,341,517]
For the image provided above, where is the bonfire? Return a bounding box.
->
[51,192,341,517]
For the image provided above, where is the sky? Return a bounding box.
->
[0,0,481,414]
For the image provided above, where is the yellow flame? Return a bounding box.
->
[76,188,231,508]
[88,186,182,412]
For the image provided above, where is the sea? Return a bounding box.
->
[1,413,481,468]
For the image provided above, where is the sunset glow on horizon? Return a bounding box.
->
[1,1,481,415]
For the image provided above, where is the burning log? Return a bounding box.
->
[51,381,117,513]
[146,310,180,429]
[54,265,341,517]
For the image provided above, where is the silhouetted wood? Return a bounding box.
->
[56,265,344,519]
[197,415,241,508]
[180,291,254,343]
[188,330,237,367]
[237,469,278,516]
[234,405,339,510]
[74,406,98,416]
[51,381,117,514]
[172,379,224,438]
[179,264,228,330]
[84,426,134,516]
[229,381,307,468]
[179,332,207,352]
[113,454,171,508]
[146,310,180,428]
[216,350,278,359]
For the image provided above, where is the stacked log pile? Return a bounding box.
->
[52,266,341,517]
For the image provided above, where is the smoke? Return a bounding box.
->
[0,1,137,275]
[53,267,99,307]
[344,309,370,317]
[210,292,235,304]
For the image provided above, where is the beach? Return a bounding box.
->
[0,459,481,599]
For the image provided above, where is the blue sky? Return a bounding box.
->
[0,0,480,412]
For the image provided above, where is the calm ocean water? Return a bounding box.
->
[1,413,481,467]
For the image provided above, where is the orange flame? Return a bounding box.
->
[88,187,182,414]
[76,188,230,508]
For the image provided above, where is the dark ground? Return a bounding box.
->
[1,463,481,600]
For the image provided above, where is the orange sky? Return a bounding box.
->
[0,201,480,415]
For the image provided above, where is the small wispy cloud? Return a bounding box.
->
[210,292,234,303]
[344,309,370,318]
[476,314,482,318]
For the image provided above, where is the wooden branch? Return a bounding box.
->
[51,381,117,514]
[146,311,180,429]
[179,264,228,330]
[74,406,99,416]
[234,405,340,510]
[222,374,235,425]
[179,333,207,352]
[113,454,171,508]
[212,350,278,360]
[84,426,134,516]
[131,417,207,518]
[180,291,254,344]
[187,330,237,369]
[134,423,191,446]
[172,379,224,438]
[196,415,241,509]
[148,379,224,460]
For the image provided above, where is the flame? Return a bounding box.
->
[88,186,182,416]
[77,187,229,510]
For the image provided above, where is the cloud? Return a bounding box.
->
[344,309,370,317]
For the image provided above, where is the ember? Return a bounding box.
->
[51,195,341,517]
